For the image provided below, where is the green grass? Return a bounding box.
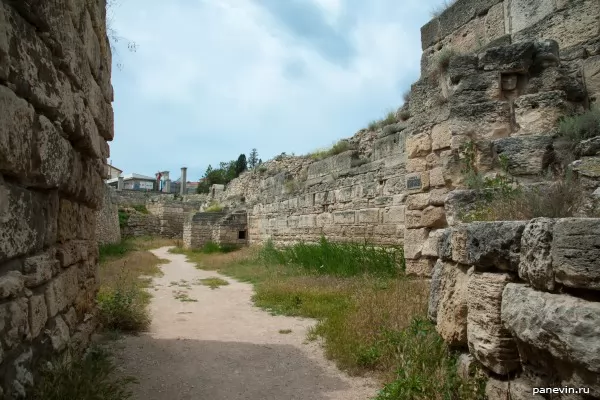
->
[131,204,149,214]
[199,277,230,289]
[308,139,354,161]
[170,241,240,255]
[368,110,398,131]
[118,209,129,229]
[258,236,404,277]
[205,201,224,212]
[32,346,137,400]
[98,237,174,332]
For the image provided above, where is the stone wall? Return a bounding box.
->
[110,189,208,207]
[183,211,248,249]
[429,218,600,399]
[0,0,113,398]
[95,185,120,245]
[215,0,599,280]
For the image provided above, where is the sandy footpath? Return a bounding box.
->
[108,246,378,400]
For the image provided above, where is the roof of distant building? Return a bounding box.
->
[106,173,156,184]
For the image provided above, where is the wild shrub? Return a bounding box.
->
[117,209,129,229]
[97,285,151,332]
[559,106,600,144]
[33,346,137,400]
[367,110,399,131]
[309,140,355,161]
[429,47,458,80]
[204,201,223,212]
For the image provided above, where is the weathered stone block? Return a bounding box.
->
[509,0,556,34]
[29,293,48,337]
[0,86,34,179]
[502,283,600,374]
[33,115,73,188]
[406,158,427,173]
[57,241,90,268]
[552,218,600,291]
[332,210,355,225]
[421,206,446,228]
[23,250,58,288]
[437,262,470,347]
[454,221,526,270]
[422,229,445,257]
[486,377,544,400]
[519,218,556,291]
[478,41,535,72]
[438,228,453,261]
[45,266,80,317]
[0,179,56,262]
[468,273,519,375]
[431,122,452,151]
[383,206,405,224]
[493,135,554,176]
[0,271,24,300]
[404,228,429,259]
[429,167,445,187]
[405,210,423,229]
[49,315,70,352]
[513,91,568,136]
[584,55,600,104]
[406,193,429,210]
[2,298,30,349]
[405,258,435,277]
[357,208,379,224]
[428,259,444,322]
[406,132,431,158]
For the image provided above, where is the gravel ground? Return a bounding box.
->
[108,246,378,400]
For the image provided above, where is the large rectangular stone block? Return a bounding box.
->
[468,273,519,375]
[404,228,429,259]
[383,206,405,224]
[502,283,600,375]
[0,179,57,262]
[436,261,470,347]
[357,208,379,224]
[552,218,600,291]
[0,86,34,179]
[332,210,355,225]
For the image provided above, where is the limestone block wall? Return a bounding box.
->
[0,0,113,398]
[183,211,248,249]
[429,218,600,399]
[120,211,161,238]
[95,185,120,245]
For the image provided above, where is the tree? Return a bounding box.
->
[248,148,259,169]
[235,154,247,176]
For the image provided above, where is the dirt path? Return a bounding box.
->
[109,246,378,400]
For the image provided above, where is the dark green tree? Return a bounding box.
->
[235,154,247,176]
[248,148,259,169]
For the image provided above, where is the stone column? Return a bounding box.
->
[180,167,187,195]
[117,176,124,191]
[165,179,171,193]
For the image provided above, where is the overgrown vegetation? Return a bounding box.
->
[33,346,137,400]
[98,237,174,332]
[429,47,458,80]
[458,140,585,222]
[368,110,398,131]
[196,153,249,194]
[170,241,240,255]
[308,140,355,161]
[118,209,129,229]
[431,0,457,17]
[131,204,149,214]
[204,201,224,212]
[173,239,485,398]
[558,106,600,146]
[258,237,404,277]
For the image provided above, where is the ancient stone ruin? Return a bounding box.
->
[0,0,113,397]
[2,0,600,398]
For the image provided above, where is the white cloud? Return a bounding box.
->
[109,0,437,178]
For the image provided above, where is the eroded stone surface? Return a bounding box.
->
[519,218,556,291]
[436,262,470,347]
[468,273,519,375]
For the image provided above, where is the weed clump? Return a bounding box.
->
[367,110,399,131]
[204,201,224,212]
[33,346,137,400]
[309,140,354,161]
[429,47,458,80]
[559,106,600,144]
[199,277,229,289]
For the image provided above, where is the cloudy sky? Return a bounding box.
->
[108,0,442,181]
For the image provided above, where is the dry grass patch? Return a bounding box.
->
[98,237,171,333]
[279,329,293,334]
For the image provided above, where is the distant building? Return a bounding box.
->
[106,164,122,180]
[107,173,156,191]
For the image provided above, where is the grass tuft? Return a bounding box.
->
[32,346,137,400]
[558,106,600,144]
[205,201,224,212]
[279,329,293,334]
[309,140,354,161]
[199,277,229,289]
